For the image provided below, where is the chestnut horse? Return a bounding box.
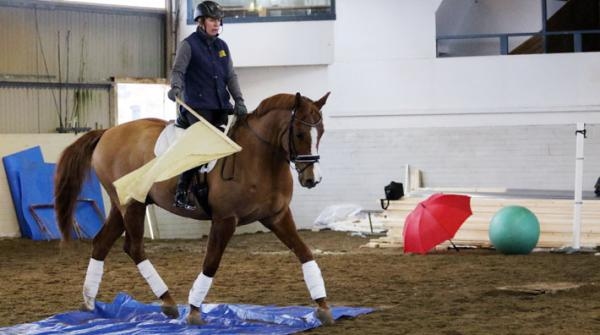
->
[54,92,333,325]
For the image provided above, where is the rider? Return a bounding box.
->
[167,0,247,210]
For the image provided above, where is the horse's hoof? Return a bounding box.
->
[316,307,335,326]
[187,311,205,325]
[79,302,94,312]
[161,304,179,319]
[81,295,96,312]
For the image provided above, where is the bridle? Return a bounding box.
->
[243,99,322,172]
[288,103,322,172]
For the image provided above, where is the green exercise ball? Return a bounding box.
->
[489,205,540,255]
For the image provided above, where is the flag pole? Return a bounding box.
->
[176,97,209,123]
[175,97,237,136]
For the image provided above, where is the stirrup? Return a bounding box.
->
[174,193,196,211]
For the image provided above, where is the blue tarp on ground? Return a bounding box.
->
[2,145,105,240]
[0,293,374,335]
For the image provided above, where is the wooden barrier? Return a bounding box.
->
[366,192,600,249]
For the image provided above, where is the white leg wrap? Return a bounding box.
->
[188,272,213,307]
[82,258,104,310]
[302,260,327,300]
[137,260,169,298]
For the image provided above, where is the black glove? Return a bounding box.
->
[233,100,248,116]
[167,87,181,102]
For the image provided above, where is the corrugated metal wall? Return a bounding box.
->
[0,1,165,133]
[0,85,110,132]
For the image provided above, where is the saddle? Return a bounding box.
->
[188,152,237,217]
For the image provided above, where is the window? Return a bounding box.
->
[436,0,600,57]
[46,0,165,9]
[187,0,335,24]
[117,83,176,125]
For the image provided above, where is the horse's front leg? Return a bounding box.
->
[261,208,334,326]
[122,202,178,319]
[187,216,237,325]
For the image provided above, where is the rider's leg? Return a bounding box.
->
[173,109,227,211]
[174,168,197,211]
[172,108,199,211]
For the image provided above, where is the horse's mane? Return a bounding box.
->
[252,93,298,117]
[230,94,297,136]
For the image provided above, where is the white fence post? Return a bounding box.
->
[572,122,585,250]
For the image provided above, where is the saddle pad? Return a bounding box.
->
[155,123,217,173]
[154,123,185,157]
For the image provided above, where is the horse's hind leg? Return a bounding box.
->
[122,202,179,319]
[187,216,237,325]
[261,208,334,326]
[82,205,125,311]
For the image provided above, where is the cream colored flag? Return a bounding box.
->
[113,101,241,205]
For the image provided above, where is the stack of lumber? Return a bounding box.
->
[366,190,600,249]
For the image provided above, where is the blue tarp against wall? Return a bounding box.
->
[0,293,374,335]
[2,146,43,237]
[2,146,105,240]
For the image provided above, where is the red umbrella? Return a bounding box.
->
[403,193,472,254]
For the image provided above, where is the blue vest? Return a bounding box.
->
[183,31,233,111]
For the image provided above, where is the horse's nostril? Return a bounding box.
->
[306,179,314,186]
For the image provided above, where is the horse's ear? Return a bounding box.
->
[295,92,302,107]
[314,91,331,110]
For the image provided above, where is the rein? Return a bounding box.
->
[242,101,322,171]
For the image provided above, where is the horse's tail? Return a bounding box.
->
[55,129,107,241]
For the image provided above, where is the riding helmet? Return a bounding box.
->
[194,1,225,22]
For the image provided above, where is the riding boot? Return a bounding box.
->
[174,169,196,211]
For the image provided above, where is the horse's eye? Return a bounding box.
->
[296,133,304,140]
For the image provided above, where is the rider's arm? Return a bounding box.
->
[170,41,192,90]
[226,57,244,104]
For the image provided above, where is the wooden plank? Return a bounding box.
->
[369,193,600,249]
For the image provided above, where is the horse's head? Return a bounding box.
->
[288,92,330,189]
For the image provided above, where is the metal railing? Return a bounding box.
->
[436,29,600,56]
[436,0,600,57]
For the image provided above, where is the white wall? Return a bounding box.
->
[292,124,600,224]
[329,52,600,130]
